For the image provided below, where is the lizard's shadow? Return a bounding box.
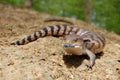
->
[63,52,104,68]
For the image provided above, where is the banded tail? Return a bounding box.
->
[11,24,79,45]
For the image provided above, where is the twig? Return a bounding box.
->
[44,17,74,25]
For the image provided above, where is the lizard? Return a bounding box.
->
[11,24,105,68]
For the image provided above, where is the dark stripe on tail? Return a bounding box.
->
[49,26,54,35]
[34,32,38,40]
[38,31,42,37]
[22,38,26,45]
[63,25,67,35]
[27,35,32,42]
[56,25,61,35]
[43,28,48,36]
[16,41,20,45]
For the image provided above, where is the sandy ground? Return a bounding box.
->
[0,3,120,80]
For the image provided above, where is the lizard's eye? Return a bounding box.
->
[83,39,90,42]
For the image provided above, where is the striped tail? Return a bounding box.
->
[11,24,79,45]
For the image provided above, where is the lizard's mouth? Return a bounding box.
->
[62,43,83,55]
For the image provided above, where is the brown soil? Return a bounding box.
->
[0,3,120,80]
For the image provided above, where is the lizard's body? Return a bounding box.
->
[11,24,105,68]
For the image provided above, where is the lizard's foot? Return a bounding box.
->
[85,62,92,69]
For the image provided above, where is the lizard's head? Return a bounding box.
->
[62,34,84,55]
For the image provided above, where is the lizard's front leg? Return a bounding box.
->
[85,49,96,69]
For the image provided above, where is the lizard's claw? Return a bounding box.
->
[85,63,92,69]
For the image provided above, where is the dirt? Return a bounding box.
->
[0,3,120,80]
